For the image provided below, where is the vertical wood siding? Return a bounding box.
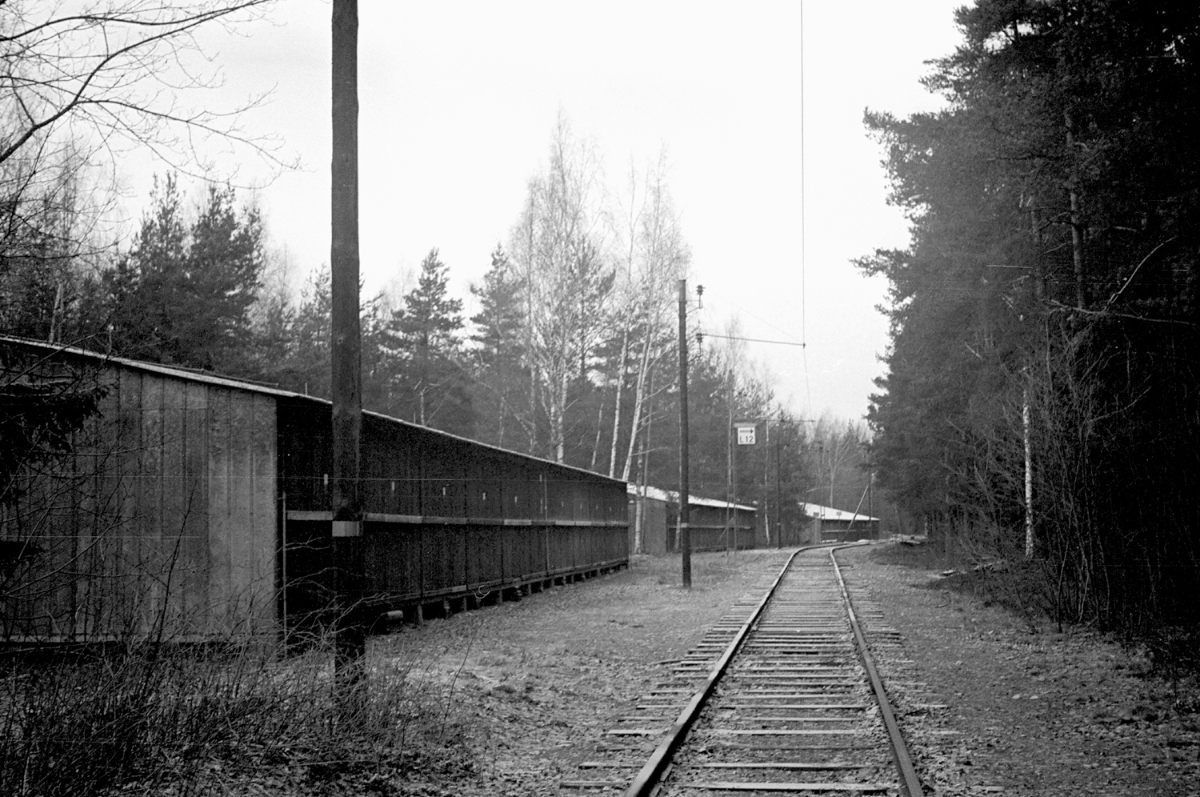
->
[1,348,277,642]
[279,400,629,617]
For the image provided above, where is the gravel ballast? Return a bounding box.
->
[368,545,1200,795]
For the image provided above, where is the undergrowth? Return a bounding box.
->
[871,540,1200,679]
[0,637,476,797]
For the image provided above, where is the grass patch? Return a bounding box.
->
[870,541,1058,632]
[868,539,957,571]
[870,541,1200,679]
[1,639,475,796]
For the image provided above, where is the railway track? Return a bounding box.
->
[560,545,924,797]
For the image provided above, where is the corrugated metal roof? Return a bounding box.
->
[627,483,756,513]
[799,501,879,523]
[1,334,300,397]
[0,335,627,485]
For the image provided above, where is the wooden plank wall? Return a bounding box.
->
[0,347,278,642]
[628,495,669,555]
[0,354,125,640]
[279,400,629,615]
[653,500,761,554]
[687,503,758,552]
[205,388,276,637]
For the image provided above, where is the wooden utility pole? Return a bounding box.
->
[677,279,691,588]
[763,419,770,546]
[725,374,734,554]
[775,428,783,547]
[331,0,365,685]
[867,463,874,526]
[1023,385,1034,558]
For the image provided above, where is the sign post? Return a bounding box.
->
[728,422,758,551]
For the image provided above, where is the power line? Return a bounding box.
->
[800,1,811,415]
[799,0,807,352]
[699,332,806,348]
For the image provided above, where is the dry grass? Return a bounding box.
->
[0,637,472,797]
[873,539,1200,677]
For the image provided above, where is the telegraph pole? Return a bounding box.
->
[331,0,365,687]
[775,428,783,547]
[763,419,770,546]
[678,279,691,588]
[1023,385,1034,558]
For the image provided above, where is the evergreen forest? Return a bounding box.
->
[861,0,1200,637]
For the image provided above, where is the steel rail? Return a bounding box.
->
[618,543,924,797]
[620,546,814,797]
[830,545,925,797]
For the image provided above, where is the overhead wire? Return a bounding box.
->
[800,0,812,416]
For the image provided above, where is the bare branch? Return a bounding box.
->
[0,0,280,177]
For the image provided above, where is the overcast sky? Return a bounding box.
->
[143,0,966,423]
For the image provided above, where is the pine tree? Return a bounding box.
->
[383,249,472,434]
[104,175,265,372]
[469,244,527,448]
[282,265,332,397]
[360,292,392,414]
[185,184,264,371]
[107,174,189,363]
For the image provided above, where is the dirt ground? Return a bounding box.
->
[337,545,1199,795]
[840,544,1200,797]
[373,549,796,796]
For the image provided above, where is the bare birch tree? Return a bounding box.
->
[509,117,613,463]
[609,154,689,480]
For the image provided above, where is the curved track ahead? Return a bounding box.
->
[560,545,923,797]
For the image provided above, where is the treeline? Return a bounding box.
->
[0,119,883,529]
[862,0,1200,633]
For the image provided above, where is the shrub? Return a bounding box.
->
[0,637,475,796]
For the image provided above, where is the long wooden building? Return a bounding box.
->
[627,484,759,554]
[800,502,881,542]
[0,336,628,643]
